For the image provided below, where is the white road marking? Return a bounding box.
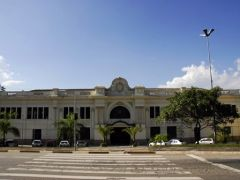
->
[1,153,202,179]
[24,161,174,166]
[17,164,183,171]
[7,167,191,175]
[187,154,240,174]
[0,173,204,180]
[32,158,171,163]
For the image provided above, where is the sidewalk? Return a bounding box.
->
[1,145,239,153]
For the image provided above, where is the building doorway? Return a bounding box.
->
[32,129,42,140]
[110,127,130,145]
[167,126,177,140]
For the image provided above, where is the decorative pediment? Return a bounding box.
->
[107,77,133,96]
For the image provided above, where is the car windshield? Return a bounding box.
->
[33,140,41,143]
[61,141,68,144]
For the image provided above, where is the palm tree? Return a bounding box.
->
[97,125,113,146]
[55,113,82,146]
[0,112,20,144]
[122,125,142,146]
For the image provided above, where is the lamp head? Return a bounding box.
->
[202,28,214,37]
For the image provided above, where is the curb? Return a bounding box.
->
[52,150,73,153]
[88,151,109,154]
[124,151,155,154]
[19,150,40,153]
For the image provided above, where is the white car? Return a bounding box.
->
[59,140,70,147]
[196,138,214,144]
[165,139,183,145]
[149,140,165,147]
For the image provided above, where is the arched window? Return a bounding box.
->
[110,106,130,119]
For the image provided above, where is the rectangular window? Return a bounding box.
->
[38,107,43,119]
[16,108,21,119]
[27,107,48,119]
[44,107,49,119]
[11,107,16,119]
[27,107,32,119]
[63,107,73,119]
[0,107,5,119]
[150,107,154,118]
[64,107,68,119]
[80,107,85,119]
[150,106,160,118]
[69,107,74,114]
[155,107,160,117]
[80,107,90,119]
[33,107,38,119]
[6,107,10,114]
[0,107,22,119]
[86,107,90,119]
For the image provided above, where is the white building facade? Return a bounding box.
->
[0,77,240,145]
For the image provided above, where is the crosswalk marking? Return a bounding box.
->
[0,153,203,180]
[24,161,176,166]
[18,164,182,170]
[8,167,191,175]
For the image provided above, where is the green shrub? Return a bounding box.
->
[152,134,168,142]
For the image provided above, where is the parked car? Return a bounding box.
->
[196,138,214,144]
[76,140,88,147]
[5,139,18,147]
[165,139,183,145]
[32,139,43,147]
[149,140,165,147]
[59,140,70,147]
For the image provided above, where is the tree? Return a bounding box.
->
[0,85,6,91]
[0,112,20,144]
[97,125,113,146]
[122,125,142,146]
[158,87,238,142]
[55,113,82,146]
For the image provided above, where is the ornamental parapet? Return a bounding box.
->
[145,88,180,96]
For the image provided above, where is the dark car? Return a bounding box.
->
[76,140,88,147]
[5,139,18,147]
[32,140,43,147]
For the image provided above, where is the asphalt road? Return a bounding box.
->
[0,151,239,180]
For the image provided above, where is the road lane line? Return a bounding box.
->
[186,154,240,174]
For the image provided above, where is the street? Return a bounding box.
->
[0,151,239,180]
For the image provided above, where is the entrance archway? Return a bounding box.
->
[110,127,130,145]
[109,106,132,145]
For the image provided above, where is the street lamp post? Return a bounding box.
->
[201,28,217,142]
[73,94,77,151]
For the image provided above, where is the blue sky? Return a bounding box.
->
[0,0,240,91]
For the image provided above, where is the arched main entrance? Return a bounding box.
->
[110,126,130,145]
[109,105,132,145]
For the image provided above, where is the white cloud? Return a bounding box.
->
[237,58,240,71]
[159,59,240,89]
[0,56,24,88]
